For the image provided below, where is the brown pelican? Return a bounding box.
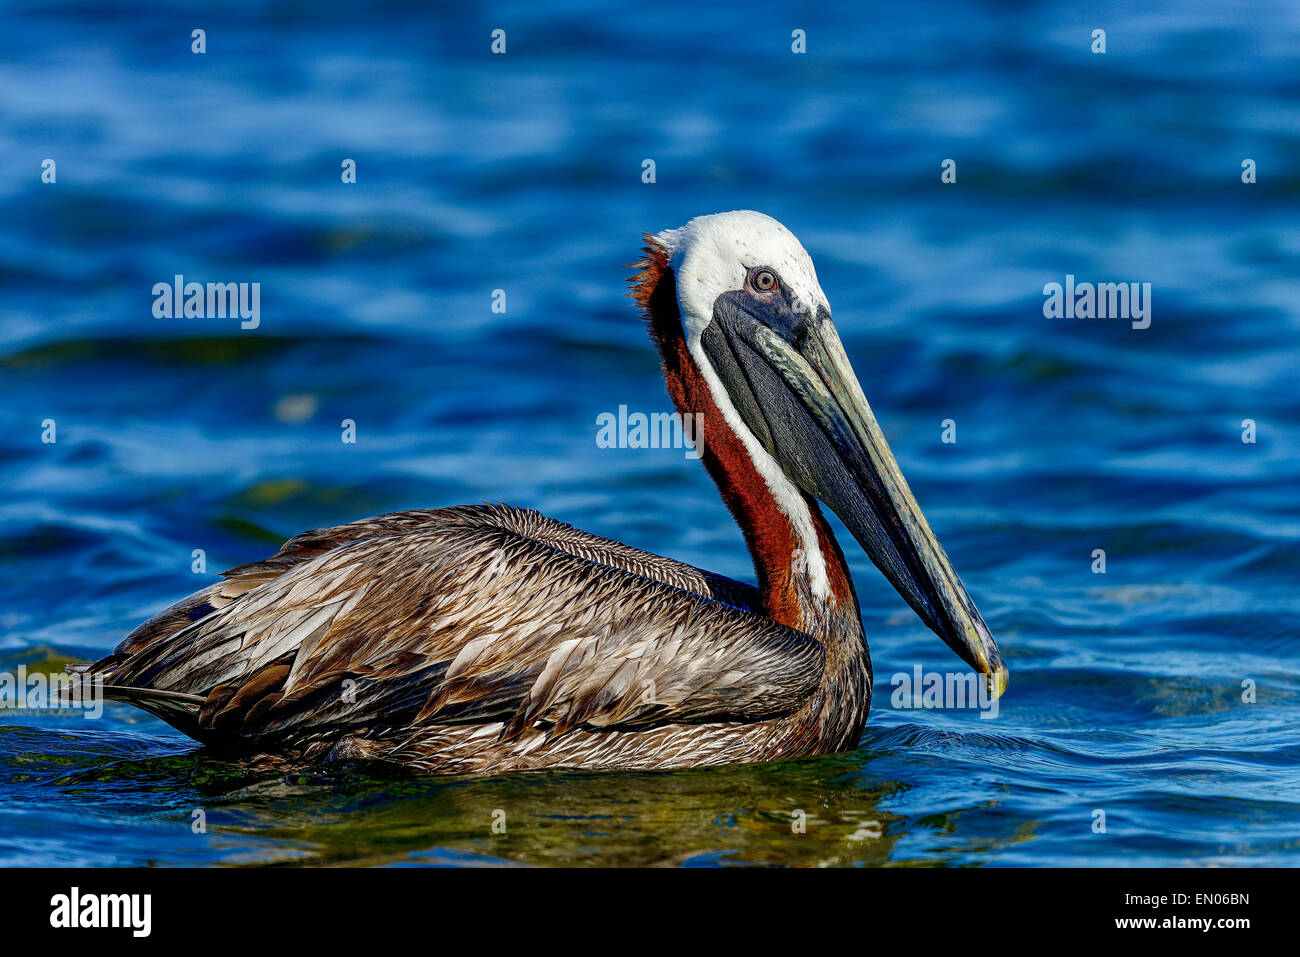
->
[74,210,1006,774]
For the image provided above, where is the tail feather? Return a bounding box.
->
[102,684,206,738]
[101,685,206,707]
[59,668,206,737]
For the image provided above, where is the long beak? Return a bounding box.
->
[702,298,1007,697]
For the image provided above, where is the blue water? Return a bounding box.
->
[1,0,1297,866]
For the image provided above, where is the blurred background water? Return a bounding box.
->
[0,0,1297,866]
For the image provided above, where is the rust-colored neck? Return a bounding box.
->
[629,240,854,632]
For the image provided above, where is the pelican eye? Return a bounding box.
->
[751,268,778,292]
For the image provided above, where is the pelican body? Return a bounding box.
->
[79,211,1005,775]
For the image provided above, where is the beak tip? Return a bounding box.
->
[985,663,1009,701]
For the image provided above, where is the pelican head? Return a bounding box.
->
[651,210,1006,694]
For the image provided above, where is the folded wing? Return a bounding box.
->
[91,506,824,751]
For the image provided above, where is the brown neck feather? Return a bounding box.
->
[629,238,854,631]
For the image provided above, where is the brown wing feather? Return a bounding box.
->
[93,505,820,751]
